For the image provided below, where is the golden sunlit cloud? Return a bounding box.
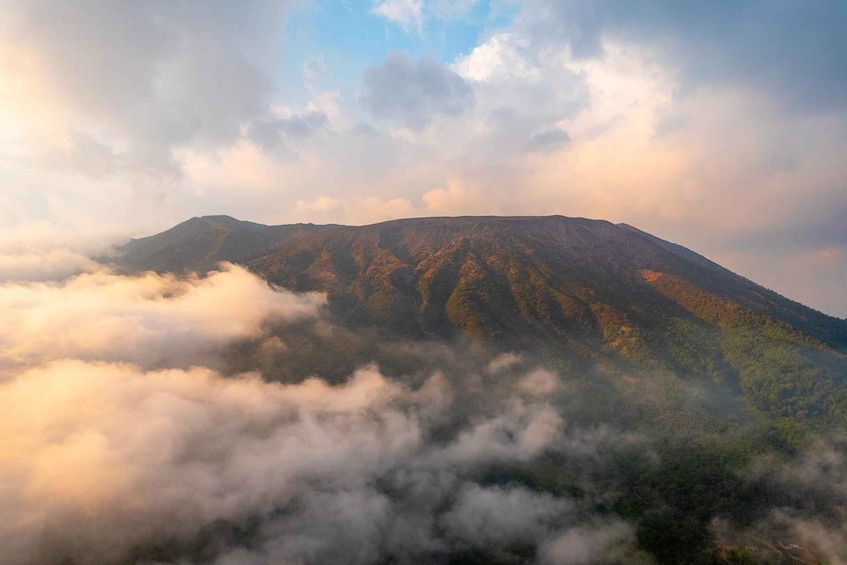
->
[0,264,324,374]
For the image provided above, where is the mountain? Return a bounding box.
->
[118,215,847,433]
[116,214,847,563]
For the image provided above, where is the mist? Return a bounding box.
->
[0,262,650,564]
[1,259,845,564]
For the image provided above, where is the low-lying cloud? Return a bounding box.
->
[0,355,636,564]
[711,437,847,564]
[4,253,846,564]
[0,263,324,375]
[0,260,644,564]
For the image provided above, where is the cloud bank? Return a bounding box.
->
[0,263,324,375]
[0,261,646,564]
[0,245,844,564]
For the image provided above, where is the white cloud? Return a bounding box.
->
[373,0,424,33]
[453,32,542,83]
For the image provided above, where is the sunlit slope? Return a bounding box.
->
[120,215,847,427]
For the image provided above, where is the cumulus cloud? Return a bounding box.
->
[362,51,475,130]
[454,32,544,83]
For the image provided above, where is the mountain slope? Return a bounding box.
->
[118,215,847,430]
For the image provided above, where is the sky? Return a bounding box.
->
[0,0,845,317]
